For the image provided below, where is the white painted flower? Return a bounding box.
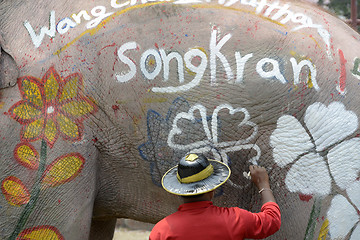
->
[167,103,260,165]
[327,181,360,240]
[270,102,359,196]
[327,137,360,190]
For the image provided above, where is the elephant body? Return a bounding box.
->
[0,0,359,239]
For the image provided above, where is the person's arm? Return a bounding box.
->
[149,221,165,240]
[249,165,276,205]
[229,165,280,239]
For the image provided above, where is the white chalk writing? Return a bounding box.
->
[24,5,114,48]
[24,11,56,48]
[115,29,319,92]
[24,0,331,53]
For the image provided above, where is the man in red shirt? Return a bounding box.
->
[149,153,281,240]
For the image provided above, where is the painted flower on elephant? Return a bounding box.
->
[41,153,85,188]
[1,176,30,206]
[14,142,40,169]
[270,101,359,196]
[139,97,191,186]
[140,97,261,188]
[167,103,260,166]
[166,102,260,190]
[8,67,97,148]
[327,181,360,240]
[18,225,64,240]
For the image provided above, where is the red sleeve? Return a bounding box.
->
[149,219,168,240]
[229,202,281,239]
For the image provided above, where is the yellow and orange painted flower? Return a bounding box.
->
[8,67,97,148]
[18,225,64,240]
[1,176,30,206]
[14,142,39,170]
[41,153,85,188]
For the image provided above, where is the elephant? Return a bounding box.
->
[0,0,360,239]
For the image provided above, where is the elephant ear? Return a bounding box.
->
[0,34,19,89]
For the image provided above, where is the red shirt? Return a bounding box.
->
[149,201,281,240]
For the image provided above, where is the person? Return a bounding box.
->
[149,153,281,240]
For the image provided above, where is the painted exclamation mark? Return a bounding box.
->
[337,49,347,95]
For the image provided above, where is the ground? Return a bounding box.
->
[112,219,153,240]
[112,228,150,240]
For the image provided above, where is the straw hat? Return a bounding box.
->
[161,153,231,196]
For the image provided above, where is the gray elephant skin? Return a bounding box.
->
[0,0,359,239]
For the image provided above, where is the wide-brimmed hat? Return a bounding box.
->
[161,153,231,196]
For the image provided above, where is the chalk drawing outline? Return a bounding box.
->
[167,103,260,190]
[168,103,260,166]
[139,98,260,189]
[138,97,192,186]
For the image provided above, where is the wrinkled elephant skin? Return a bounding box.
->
[0,0,360,239]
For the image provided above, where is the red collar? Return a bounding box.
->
[178,201,213,211]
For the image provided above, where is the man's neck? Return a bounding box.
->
[182,191,214,203]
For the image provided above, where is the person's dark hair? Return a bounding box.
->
[181,193,205,200]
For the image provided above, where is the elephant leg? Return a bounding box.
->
[90,218,117,240]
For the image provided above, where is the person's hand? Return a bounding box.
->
[249,165,270,190]
[249,165,276,204]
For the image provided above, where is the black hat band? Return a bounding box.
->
[176,164,214,184]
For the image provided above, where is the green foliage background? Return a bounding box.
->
[318,0,360,31]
